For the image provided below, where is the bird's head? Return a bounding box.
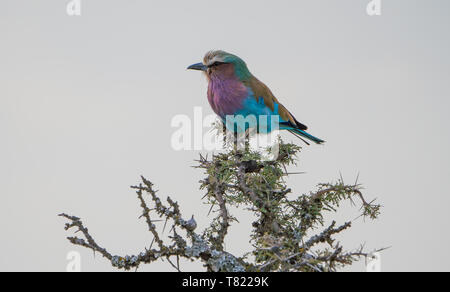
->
[187,50,252,81]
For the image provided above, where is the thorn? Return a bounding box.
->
[162,218,169,233]
[283,172,306,176]
[150,238,155,249]
[207,203,215,216]
[354,172,360,186]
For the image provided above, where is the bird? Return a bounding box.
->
[187,50,324,145]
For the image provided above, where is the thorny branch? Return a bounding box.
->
[60,139,384,272]
[59,213,113,261]
[303,221,352,251]
[212,184,229,250]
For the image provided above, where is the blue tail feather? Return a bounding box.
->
[288,128,325,144]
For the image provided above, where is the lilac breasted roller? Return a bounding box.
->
[187,50,324,145]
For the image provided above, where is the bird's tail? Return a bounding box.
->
[288,128,325,145]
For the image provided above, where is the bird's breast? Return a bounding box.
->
[207,77,250,119]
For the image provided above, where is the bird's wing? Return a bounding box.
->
[245,77,308,131]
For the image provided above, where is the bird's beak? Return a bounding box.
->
[187,62,207,71]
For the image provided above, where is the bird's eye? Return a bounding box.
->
[209,61,224,68]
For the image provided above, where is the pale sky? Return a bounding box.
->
[1,0,449,271]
